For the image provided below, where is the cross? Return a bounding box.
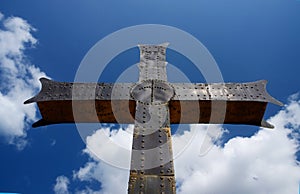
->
[25,43,282,194]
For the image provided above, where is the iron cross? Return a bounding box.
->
[25,43,282,194]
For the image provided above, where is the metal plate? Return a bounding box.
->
[25,78,136,127]
[129,102,175,194]
[24,78,134,103]
[169,100,270,126]
[131,80,174,105]
[168,81,283,128]
[128,175,175,194]
[171,80,283,105]
[138,43,168,81]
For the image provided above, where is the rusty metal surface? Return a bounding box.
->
[24,43,283,194]
[129,103,175,194]
[33,100,136,127]
[26,78,281,128]
[128,174,175,194]
[171,80,283,105]
[138,43,168,81]
[169,100,270,127]
[131,80,174,105]
[169,80,282,128]
[24,78,136,127]
[128,44,175,194]
[24,78,134,103]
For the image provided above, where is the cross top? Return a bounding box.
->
[138,43,168,81]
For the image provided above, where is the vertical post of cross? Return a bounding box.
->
[128,43,176,193]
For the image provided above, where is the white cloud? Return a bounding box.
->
[74,160,129,194]
[82,125,133,169]
[54,176,70,194]
[175,117,300,193]
[71,96,300,194]
[0,12,47,148]
[75,187,101,194]
[73,126,131,194]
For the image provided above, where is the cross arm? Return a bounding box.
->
[24,78,136,127]
[169,80,283,128]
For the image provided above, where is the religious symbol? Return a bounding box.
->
[25,43,282,194]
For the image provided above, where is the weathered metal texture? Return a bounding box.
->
[128,174,175,194]
[169,100,269,126]
[24,43,283,194]
[25,78,134,102]
[32,100,136,127]
[169,80,283,128]
[128,104,176,194]
[131,104,172,171]
[26,78,282,128]
[171,81,282,105]
[131,79,174,105]
[24,78,136,127]
[138,43,168,81]
[128,44,176,194]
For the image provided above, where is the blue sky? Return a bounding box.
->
[0,1,300,194]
